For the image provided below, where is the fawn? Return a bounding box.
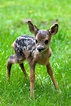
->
[7,21,59,97]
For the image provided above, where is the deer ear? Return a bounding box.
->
[49,23,58,35]
[27,21,39,35]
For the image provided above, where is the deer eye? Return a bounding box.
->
[45,40,48,44]
[36,39,38,44]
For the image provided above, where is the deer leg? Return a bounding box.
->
[19,63,28,77]
[7,55,19,79]
[29,63,36,98]
[7,61,12,79]
[46,62,59,90]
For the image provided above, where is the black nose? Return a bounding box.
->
[37,47,44,52]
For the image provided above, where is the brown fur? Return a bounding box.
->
[7,21,59,98]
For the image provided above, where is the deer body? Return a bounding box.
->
[7,21,59,98]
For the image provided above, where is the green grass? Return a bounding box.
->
[0,0,71,106]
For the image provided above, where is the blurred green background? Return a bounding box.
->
[0,0,71,106]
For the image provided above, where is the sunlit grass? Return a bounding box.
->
[0,0,71,106]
